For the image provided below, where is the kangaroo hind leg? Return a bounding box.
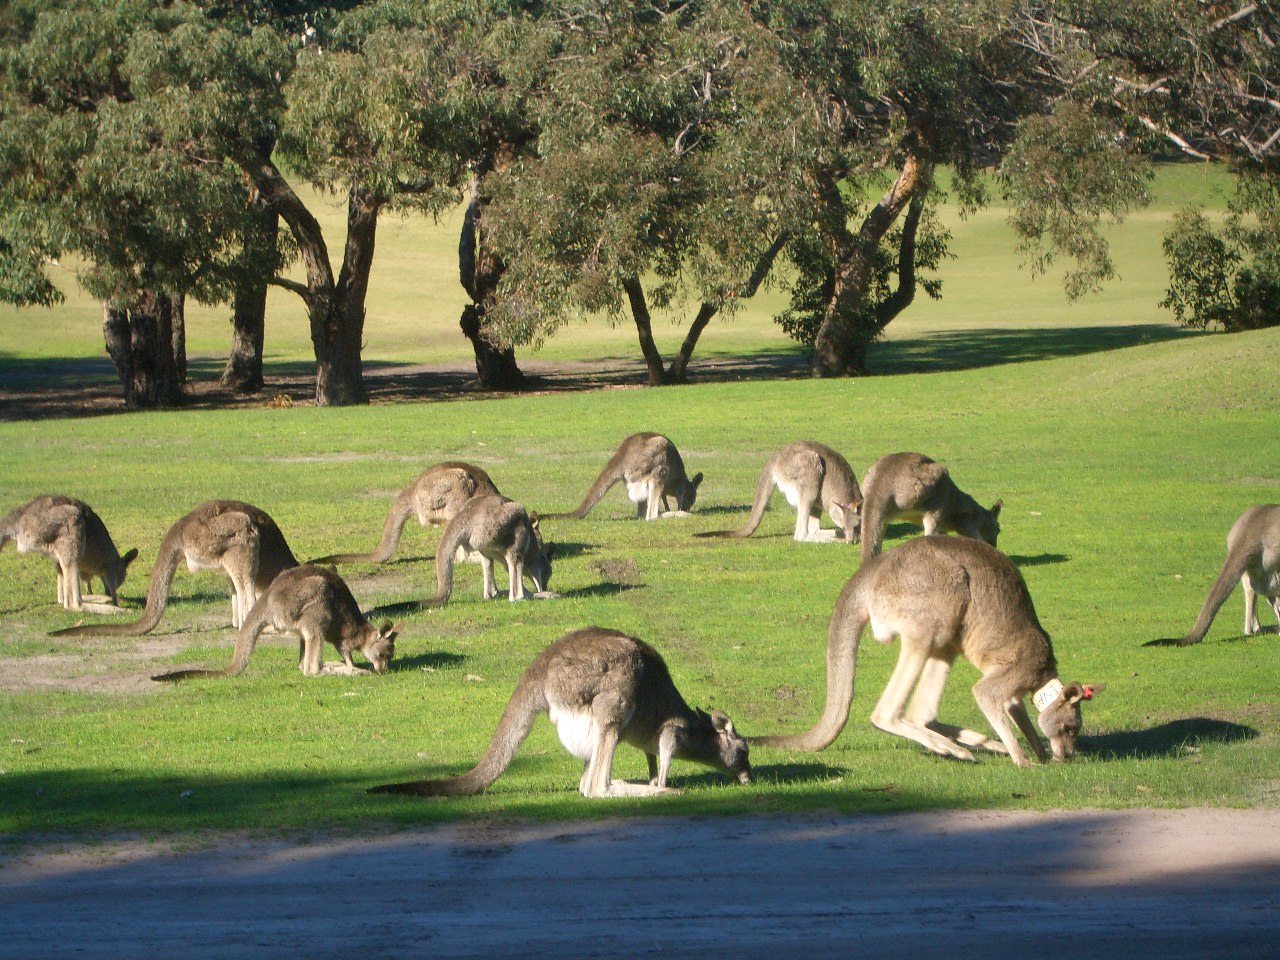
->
[870,640,977,762]
[907,656,1008,755]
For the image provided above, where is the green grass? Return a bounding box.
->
[1,326,1278,837]
[1,160,1275,838]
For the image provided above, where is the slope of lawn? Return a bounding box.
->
[0,322,1276,836]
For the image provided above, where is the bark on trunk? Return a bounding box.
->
[127,289,182,408]
[622,277,669,386]
[458,192,525,390]
[171,293,187,385]
[102,302,132,405]
[221,207,276,393]
[812,154,931,378]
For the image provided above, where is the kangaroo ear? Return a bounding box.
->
[121,548,139,568]
[710,709,734,734]
[528,511,540,528]
[380,619,401,640]
[691,472,704,489]
[991,499,1003,518]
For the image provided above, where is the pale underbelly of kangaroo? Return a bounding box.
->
[548,704,597,762]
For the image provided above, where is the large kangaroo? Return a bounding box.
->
[369,627,752,797]
[699,441,861,543]
[152,565,398,681]
[419,494,553,607]
[49,500,298,637]
[550,433,703,521]
[1179,504,1280,645]
[1,495,137,612]
[310,462,500,564]
[752,536,1101,767]
[856,452,1002,562]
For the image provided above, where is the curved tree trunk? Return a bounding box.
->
[458,191,524,390]
[621,276,669,386]
[812,153,931,377]
[103,302,133,405]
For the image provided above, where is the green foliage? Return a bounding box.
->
[1,328,1278,834]
[1161,173,1280,332]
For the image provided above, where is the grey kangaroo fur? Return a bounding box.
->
[418,494,552,607]
[310,462,500,564]
[1179,504,1280,645]
[550,433,703,521]
[1,495,137,611]
[752,536,1102,767]
[152,565,398,681]
[369,626,752,797]
[856,452,1002,562]
[700,441,861,543]
[49,500,298,637]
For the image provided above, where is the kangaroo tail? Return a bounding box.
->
[553,453,627,520]
[1181,543,1256,645]
[750,572,868,751]
[50,529,183,637]
[369,671,548,796]
[698,461,776,538]
[417,523,461,609]
[151,592,272,682]
[858,494,890,564]
[310,489,415,565]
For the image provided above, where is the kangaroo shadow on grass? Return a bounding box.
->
[391,651,467,672]
[556,582,647,599]
[1006,553,1070,567]
[743,761,852,787]
[1145,626,1276,648]
[1080,717,1257,760]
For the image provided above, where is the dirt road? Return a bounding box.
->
[2,807,1277,959]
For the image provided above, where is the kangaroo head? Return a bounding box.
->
[526,516,553,593]
[1036,681,1104,761]
[706,709,752,784]
[676,472,704,512]
[979,499,1003,548]
[105,548,139,600]
[362,620,400,674]
[832,501,862,544]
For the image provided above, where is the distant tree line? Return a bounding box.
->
[0,0,1275,407]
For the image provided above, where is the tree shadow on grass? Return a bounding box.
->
[1080,717,1257,760]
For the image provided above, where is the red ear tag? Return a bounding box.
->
[1082,685,1095,700]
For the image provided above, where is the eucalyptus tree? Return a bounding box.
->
[0,1,283,407]
[479,0,814,385]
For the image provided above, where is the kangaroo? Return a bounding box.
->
[49,500,298,638]
[1178,504,1280,645]
[752,536,1102,767]
[152,565,398,681]
[309,462,500,564]
[418,494,553,607]
[855,451,1001,562]
[550,433,703,521]
[699,441,861,543]
[369,627,752,797]
[1,495,138,612]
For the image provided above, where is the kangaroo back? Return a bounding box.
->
[369,661,551,796]
[50,521,185,637]
[750,567,872,751]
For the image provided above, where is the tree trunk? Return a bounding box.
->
[171,292,187,385]
[102,302,132,405]
[812,154,931,377]
[127,289,182,408]
[458,191,525,390]
[221,207,276,393]
[621,277,669,386]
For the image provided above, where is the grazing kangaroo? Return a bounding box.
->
[856,452,1001,562]
[152,565,398,681]
[699,441,861,543]
[419,494,553,607]
[752,536,1101,767]
[1,495,137,612]
[550,433,703,521]
[49,500,298,637]
[1179,504,1280,645]
[369,627,752,797]
[309,462,500,564]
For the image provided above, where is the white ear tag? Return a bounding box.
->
[1032,678,1064,712]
